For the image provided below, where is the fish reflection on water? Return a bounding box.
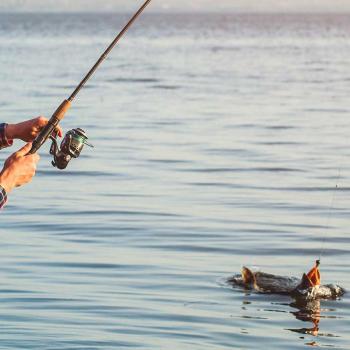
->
[289,299,323,337]
[237,291,342,342]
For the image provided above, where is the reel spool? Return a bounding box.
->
[50,128,93,170]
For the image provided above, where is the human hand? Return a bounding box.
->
[5,117,63,142]
[0,143,40,193]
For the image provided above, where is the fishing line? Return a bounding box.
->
[319,165,342,261]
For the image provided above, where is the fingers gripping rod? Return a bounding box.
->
[29,0,152,155]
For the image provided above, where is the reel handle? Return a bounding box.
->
[28,99,71,155]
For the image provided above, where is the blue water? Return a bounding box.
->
[0,12,350,349]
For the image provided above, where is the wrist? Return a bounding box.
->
[0,170,14,194]
[5,124,17,140]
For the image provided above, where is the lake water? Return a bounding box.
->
[0,11,350,349]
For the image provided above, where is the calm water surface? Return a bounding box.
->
[0,12,350,349]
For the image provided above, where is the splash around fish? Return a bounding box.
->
[228,260,345,300]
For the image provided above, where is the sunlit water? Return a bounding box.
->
[0,12,350,349]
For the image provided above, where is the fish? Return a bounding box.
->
[227,260,345,300]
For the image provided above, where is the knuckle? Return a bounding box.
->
[38,116,47,124]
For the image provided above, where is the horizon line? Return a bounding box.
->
[1,9,350,15]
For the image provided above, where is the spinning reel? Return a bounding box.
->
[49,128,93,170]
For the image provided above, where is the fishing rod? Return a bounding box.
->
[28,0,152,170]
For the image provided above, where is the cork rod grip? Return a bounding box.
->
[52,99,71,121]
[28,100,71,154]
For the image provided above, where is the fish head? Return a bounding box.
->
[318,284,345,299]
[293,279,345,300]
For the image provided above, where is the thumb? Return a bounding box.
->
[16,142,33,157]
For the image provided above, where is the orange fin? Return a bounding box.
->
[306,260,321,287]
[242,266,256,286]
[299,273,314,289]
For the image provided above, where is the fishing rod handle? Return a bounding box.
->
[28,100,71,154]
